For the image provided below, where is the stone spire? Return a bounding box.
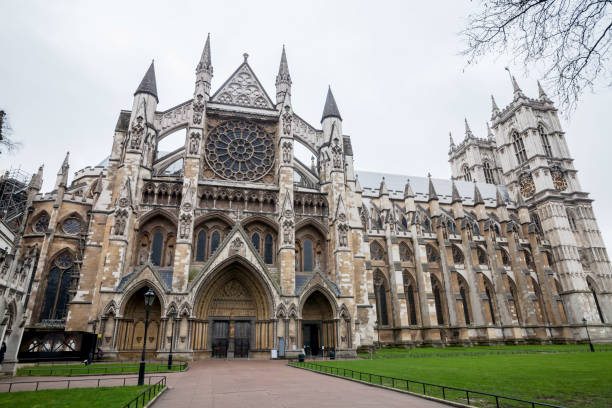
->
[491,95,500,117]
[537,80,552,102]
[473,181,484,205]
[487,122,494,139]
[321,86,342,122]
[275,45,292,104]
[510,75,525,99]
[464,118,474,139]
[55,151,70,188]
[355,174,362,192]
[515,188,527,208]
[196,34,213,97]
[449,132,455,151]
[134,61,158,103]
[495,187,506,207]
[29,165,44,190]
[451,180,462,204]
[427,173,438,201]
[404,179,414,198]
[379,177,388,196]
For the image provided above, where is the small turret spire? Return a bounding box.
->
[29,164,44,190]
[515,189,527,208]
[404,179,414,198]
[321,86,342,122]
[134,61,158,103]
[451,180,462,204]
[464,118,474,139]
[379,177,388,196]
[449,132,455,150]
[427,173,438,201]
[276,45,292,105]
[473,181,484,205]
[355,174,362,192]
[197,33,213,73]
[537,80,551,102]
[59,151,69,175]
[495,187,506,207]
[491,95,500,115]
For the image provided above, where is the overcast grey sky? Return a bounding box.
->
[1,1,610,249]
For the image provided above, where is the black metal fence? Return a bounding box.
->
[0,375,166,393]
[290,361,565,408]
[18,361,187,376]
[121,376,166,408]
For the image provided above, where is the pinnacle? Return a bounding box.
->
[427,174,438,201]
[451,180,462,204]
[449,132,455,147]
[473,181,484,205]
[404,179,414,199]
[277,45,290,81]
[379,177,388,195]
[515,189,527,208]
[537,80,550,101]
[495,187,506,207]
[321,86,342,122]
[197,33,212,73]
[464,118,474,138]
[491,95,499,113]
[134,61,158,102]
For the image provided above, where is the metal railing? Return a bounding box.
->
[0,375,166,393]
[290,361,565,408]
[122,376,166,408]
[18,361,187,376]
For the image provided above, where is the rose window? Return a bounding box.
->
[205,120,274,181]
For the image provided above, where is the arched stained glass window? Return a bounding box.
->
[477,247,488,265]
[195,230,206,262]
[264,234,273,264]
[452,246,464,264]
[374,272,389,326]
[251,233,260,251]
[460,286,471,325]
[539,125,553,157]
[431,277,444,325]
[483,161,495,184]
[485,286,496,324]
[463,165,472,182]
[303,239,313,271]
[407,284,417,325]
[151,231,164,266]
[512,131,528,164]
[40,253,74,321]
[211,231,221,254]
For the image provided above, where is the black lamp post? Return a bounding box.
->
[375,320,381,349]
[138,288,156,386]
[167,309,177,370]
[87,318,99,365]
[582,317,595,352]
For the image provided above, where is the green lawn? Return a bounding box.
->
[0,385,162,408]
[297,348,612,408]
[17,363,185,376]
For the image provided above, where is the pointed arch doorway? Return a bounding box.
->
[301,290,336,356]
[193,260,273,359]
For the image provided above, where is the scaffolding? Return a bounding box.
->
[0,167,31,232]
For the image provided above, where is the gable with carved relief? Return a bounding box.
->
[211,63,275,109]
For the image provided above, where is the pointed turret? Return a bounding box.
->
[196,34,213,97]
[135,61,158,103]
[321,86,342,122]
[495,187,506,207]
[537,80,552,103]
[516,190,530,224]
[449,132,455,152]
[473,181,484,205]
[29,165,44,191]
[491,95,500,117]
[404,179,414,199]
[451,180,462,204]
[93,172,103,196]
[379,177,388,196]
[510,75,525,99]
[427,173,438,202]
[355,174,362,192]
[55,152,69,189]
[464,118,474,139]
[276,45,292,105]
[487,122,494,139]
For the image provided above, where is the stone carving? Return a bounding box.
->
[189,131,200,155]
[129,116,145,150]
[192,94,204,124]
[338,223,349,247]
[179,213,192,239]
[211,64,274,109]
[230,237,243,251]
[113,209,128,236]
[282,141,292,164]
[282,106,292,135]
[283,219,294,245]
[331,138,343,169]
[519,173,536,197]
[551,167,568,191]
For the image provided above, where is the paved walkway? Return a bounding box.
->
[156,360,449,408]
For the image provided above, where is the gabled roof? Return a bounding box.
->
[210,58,275,110]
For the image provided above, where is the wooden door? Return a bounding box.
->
[212,321,229,358]
[234,321,250,358]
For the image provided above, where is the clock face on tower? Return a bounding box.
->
[552,169,568,191]
[519,173,536,197]
[204,119,275,181]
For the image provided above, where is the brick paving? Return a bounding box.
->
[155,360,450,408]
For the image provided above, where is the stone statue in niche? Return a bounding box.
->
[139,249,148,265]
[166,246,174,266]
[113,209,128,236]
[179,213,192,239]
[282,106,292,135]
[282,141,292,164]
[338,223,349,247]
[192,94,204,125]
[189,132,200,155]
[129,116,145,150]
[331,138,342,169]
[283,219,294,245]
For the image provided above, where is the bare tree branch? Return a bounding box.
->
[0,110,21,156]
[462,0,612,114]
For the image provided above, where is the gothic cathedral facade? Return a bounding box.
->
[3,37,611,368]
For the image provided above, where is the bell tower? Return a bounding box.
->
[490,76,612,327]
